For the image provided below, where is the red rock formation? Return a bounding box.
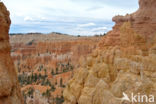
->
[99,0,156,48]
[10,33,101,103]
[63,0,156,104]
[0,2,23,104]
[10,35,100,72]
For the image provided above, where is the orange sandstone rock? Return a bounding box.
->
[0,2,23,104]
[63,0,156,104]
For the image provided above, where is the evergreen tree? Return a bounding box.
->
[55,80,57,85]
[50,85,55,92]
[60,78,63,87]
[45,89,50,97]
[34,73,38,82]
[31,72,34,82]
[39,73,42,79]
[56,95,64,104]
[56,67,58,74]
[51,69,54,75]
[27,88,34,97]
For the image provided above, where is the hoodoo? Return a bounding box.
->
[63,0,156,104]
[0,2,23,104]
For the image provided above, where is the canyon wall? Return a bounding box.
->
[10,34,100,71]
[0,2,23,104]
[63,0,156,104]
[10,33,101,103]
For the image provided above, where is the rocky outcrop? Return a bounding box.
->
[63,0,156,104]
[114,0,156,38]
[0,2,23,104]
[99,0,156,47]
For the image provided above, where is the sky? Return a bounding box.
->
[2,0,139,36]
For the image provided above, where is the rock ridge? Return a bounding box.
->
[63,0,156,104]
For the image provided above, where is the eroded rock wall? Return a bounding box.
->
[63,0,156,104]
[0,2,23,104]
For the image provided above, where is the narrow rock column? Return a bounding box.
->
[0,2,24,104]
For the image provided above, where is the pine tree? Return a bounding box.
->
[56,67,58,74]
[34,73,38,82]
[51,69,54,75]
[39,73,41,79]
[60,78,63,87]
[45,89,50,97]
[31,72,34,82]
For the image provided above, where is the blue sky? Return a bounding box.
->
[2,0,139,36]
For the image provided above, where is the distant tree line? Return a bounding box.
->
[9,32,42,35]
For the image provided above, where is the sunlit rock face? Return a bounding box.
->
[113,0,156,39]
[63,0,156,104]
[0,2,23,104]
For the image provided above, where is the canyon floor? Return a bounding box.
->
[10,33,101,104]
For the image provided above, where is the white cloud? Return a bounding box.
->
[92,27,107,32]
[78,23,96,27]
[2,0,138,35]
[72,25,108,36]
[72,30,106,36]
[3,0,138,22]
[24,16,33,21]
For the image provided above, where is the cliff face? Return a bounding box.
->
[0,2,23,104]
[63,0,156,104]
[113,0,156,39]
